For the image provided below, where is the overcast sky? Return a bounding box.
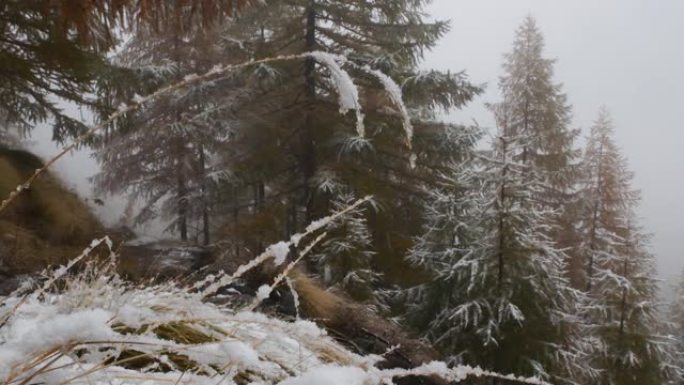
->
[421,0,684,288]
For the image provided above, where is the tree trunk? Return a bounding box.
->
[177,164,189,242]
[172,18,188,242]
[586,140,605,291]
[199,144,210,245]
[497,137,507,294]
[232,184,240,258]
[302,0,317,223]
[619,237,630,336]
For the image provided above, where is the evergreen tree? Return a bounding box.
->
[403,126,586,383]
[492,15,582,287]
[94,7,233,243]
[215,0,481,287]
[0,0,249,143]
[578,108,670,385]
[308,192,380,301]
[95,0,481,292]
[667,271,684,384]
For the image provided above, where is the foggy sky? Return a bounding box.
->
[422,0,684,287]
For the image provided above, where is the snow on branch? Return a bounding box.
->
[0,53,413,213]
[308,51,365,137]
[373,361,553,385]
[355,63,414,149]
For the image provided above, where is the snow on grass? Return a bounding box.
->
[0,202,552,385]
[0,308,114,378]
[0,260,366,384]
[0,260,554,385]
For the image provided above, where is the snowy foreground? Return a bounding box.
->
[0,239,549,385]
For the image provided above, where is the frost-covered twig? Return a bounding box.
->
[0,236,114,330]
[200,196,372,297]
[248,232,327,311]
[285,276,300,320]
[35,237,114,297]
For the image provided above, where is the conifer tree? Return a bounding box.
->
[667,271,684,384]
[95,1,481,292]
[0,1,108,141]
[401,18,594,381]
[578,108,670,385]
[94,8,232,243]
[492,15,582,286]
[496,15,576,184]
[307,193,380,301]
[0,0,250,143]
[215,0,481,287]
[403,122,586,383]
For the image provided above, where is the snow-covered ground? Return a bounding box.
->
[0,238,549,385]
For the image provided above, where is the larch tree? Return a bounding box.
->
[308,193,380,302]
[93,5,234,243]
[182,0,481,292]
[92,1,482,302]
[578,108,670,385]
[667,271,684,384]
[399,151,482,345]
[0,0,109,141]
[401,17,593,382]
[0,0,251,143]
[492,15,582,287]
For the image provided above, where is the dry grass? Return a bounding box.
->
[0,148,104,275]
[0,248,368,384]
[0,233,552,385]
[290,270,347,324]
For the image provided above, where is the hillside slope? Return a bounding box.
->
[0,147,104,275]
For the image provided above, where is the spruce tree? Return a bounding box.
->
[403,125,586,382]
[578,108,670,385]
